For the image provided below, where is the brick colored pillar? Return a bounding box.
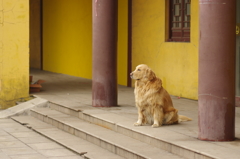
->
[198,0,236,141]
[92,0,118,107]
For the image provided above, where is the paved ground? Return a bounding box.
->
[0,118,83,159]
[1,68,240,159]
[29,68,240,136]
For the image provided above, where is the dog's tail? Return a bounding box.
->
[178,115,192,122]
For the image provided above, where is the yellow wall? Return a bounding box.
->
[0,0,29,109]
[132,0,199,99]
[118,0,128,86]
[43,0,92,78]
[43,0,128,85]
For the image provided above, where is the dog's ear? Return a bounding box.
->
[145,68,156,81]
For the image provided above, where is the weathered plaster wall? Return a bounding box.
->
[132,0,199,99]
[0,0,29,109]
[43,0,128,85]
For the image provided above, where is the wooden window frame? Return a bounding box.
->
[167,0,191,42]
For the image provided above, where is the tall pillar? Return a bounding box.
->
[198,0,236,141]
[92,0,118,107]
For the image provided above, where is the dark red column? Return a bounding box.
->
[198,0,236,141]
[92,0,118,107]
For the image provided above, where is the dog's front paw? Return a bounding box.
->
[134,122,142,126]
[152,124,160,128]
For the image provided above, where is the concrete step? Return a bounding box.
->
[47,102,240,159]
[11,116,124,159]
[28,107,184,159]
[0,96,48,118]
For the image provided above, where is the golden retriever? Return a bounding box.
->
[130,64,191,128]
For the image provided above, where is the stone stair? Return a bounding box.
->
[11,115,123,159]
[11,102,185,159]
[12,101,240,159]
[46,102,209,159]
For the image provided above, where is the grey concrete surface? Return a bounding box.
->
[12,109,183,159]
[29,69,240,158]
[0,118,83,159]
[1,68,240,159]
[0,97,48,118]
[28,69,240,158]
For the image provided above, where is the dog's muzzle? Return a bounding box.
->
[130,73,133,79]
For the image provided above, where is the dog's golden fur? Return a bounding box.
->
[130,64,191,128]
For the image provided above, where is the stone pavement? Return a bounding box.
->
[0,118,83,159]
[1,68,240,159]
[29,68,240,133]
[28,69,240,158]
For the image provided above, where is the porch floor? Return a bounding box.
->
[29,68,240,159]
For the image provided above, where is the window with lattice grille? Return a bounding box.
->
[168,0,191,42]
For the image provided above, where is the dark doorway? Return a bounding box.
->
[30,0,42,69]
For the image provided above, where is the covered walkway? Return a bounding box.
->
[28,68,240,159]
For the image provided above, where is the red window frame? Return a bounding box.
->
[168,0,191,42]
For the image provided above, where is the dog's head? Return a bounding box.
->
[130,64,156,82]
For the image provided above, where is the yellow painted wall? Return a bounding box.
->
[43,0,128,85]
[118,0,128,86]
[0,0,29,109]
[132,0,199,99]
[43,0,92,79]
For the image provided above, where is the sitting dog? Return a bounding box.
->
[130,64,191,128]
